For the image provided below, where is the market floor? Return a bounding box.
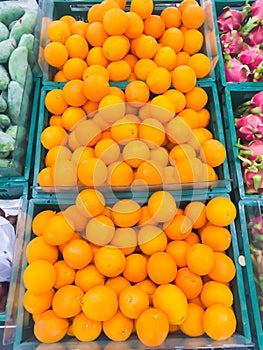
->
[0,327,13,350]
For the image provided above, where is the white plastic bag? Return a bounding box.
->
[0,216,16,282]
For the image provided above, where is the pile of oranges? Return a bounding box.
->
[37,0,226,189]
[23,189,238,346]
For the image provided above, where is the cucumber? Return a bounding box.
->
[0,6,25,27]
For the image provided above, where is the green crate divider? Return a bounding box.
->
[8,193,254,349]
[212,0,263,89]
[39,0,217,86]
[32,81,231,199]
[0,182,28,326]
[0,77,41,182]
[222,85,263,199]
[237,199,263,350]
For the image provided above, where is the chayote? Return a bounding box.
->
[10,11,37,43]
[0,6,25,27]
[0,37,16,63]
[0,22,9,42]
[0,95,7,113]
[8,46,28,85]
[0,130,15,152]
[0,114,10,130]
[7,81,24,124]
[0,64,10,90]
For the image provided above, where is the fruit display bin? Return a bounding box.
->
[237,199,263,350]
[212,0,263,89]
[31,81,231,199]
[38,0,218,86]
[222,85,263,200]
[4,192,254,349]
[0,76,41,182]
[0,182,28,325]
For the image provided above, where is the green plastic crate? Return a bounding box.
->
[0,182,28,325]
[237,199,263,350]
[32,81,231,198]
[212,0,263,88]
[38,0,217,85]
[5,193,254,349]
[222,85,263,199]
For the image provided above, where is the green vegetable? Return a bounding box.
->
[0,22,9,42]
[7,81,23,124]
[0,95,7,113]
[0,130,15,152]
[0,151,10,158]
[8,20,17,31]
[6,125,18,139]
[0,37,16,64]
[0,64,10,90]
[0,6,25,27]
[0,114,10,129]
[10,11,37,43]
[18,33,35,67]
[8,46,28,85]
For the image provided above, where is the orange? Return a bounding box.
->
[94,246,126,277]
[87,3,100,23]
[83,100,99,116]
[86,21,109,47]
[26,236,59,264]
[111,199,141,228]
[72,312,102,342]
[97,0,120,22]
[137,205,157,226]
[146,67,171,94]
[110,227,137,255]
[103,310,133,341]
[23,288,55,315]
[175,266,203,299]
[200,281,233,308]
[205,197,236,227]
[122,253,148,283]
[71,146,95,166]
[52,285,84,318]
[65,34,89,59]
[171,65,196,93]
[147,190,177,223]
[62,239,93,269]
[138,225,167,255]
[122,140,150,168]
[203,304,237,340]
[147,251,177,285]
[123,53,139,71]
[197,108,210,128]
[183,29,204,54]
[178,0,198,13]
[94,138,120,165]
[186,243,215,276]
[125,80,150,106]
[135,279,157,304]
[130,0,153,19]
[45,145,72,167]
[83,64,109,81]
[34,310,69,343]
[119,285,149,319]
[150,95,175,123]
[139,118,166,149]
[51,159,77,187]
[169,144,196,164]
[53,260,76,289]
[23,260,57,294]
[107,161,134,187]
[63,79,87,107]
[181,4,205,29]
[159,27,184,53]
[149,147,169,167]
[163,89,186,113]
[114,0,126,9]
[136,308,169,347]
[103,8,129,35]
[83,74,110,102]
[161,7,182,28]
[125,11,144,39]
[49,114,64,126]
[200,225,232,252]
[75,264,105,292]
[208,252,236,283]
[98,94,126,123]
[166,240,191,267]
[134,35,158,59]
[82,285,118,321]
[201,163,219,182]
[154,46,177,71]
[32,210,55,237]
[47,20,71,44]
[45,89,68,115]
[61,106,86,131]
[74,119,102,147]
[87,46,109,67]
[185,87,208,112]
[107,60,132,81]
[62,57,87,80]
[179,303,204,337]
[163,214,193,240]
[184,201,207,229]
[173,157,204,183]
[174,51,190,67]
[187,53,211,79]
[71,20,89,37]
[135,160,164,185]
[152,283,188,325]
[177,108,199,129]
[44,42,68,68]
[42,214,74,246]
[58,231,82,254]
[103,35,129,61]
[200,139,226,167]
[144,14,165,38]
[59,15,76,26]
[86,215,115,246]
[134,58,157,80]
[105,276,131,296]
[37,167,54,188]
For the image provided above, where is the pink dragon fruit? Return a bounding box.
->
[224,58,251,82]
[242,160,263,192]
[247,25,263,46]
[237,139,263,161]
[253,61,263,81]
[218,7,244,32]
[239,45,263,70]
[220,30,245,55]
[236,114,263,141]
[237,91,263,115]
[251,0,263,21]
